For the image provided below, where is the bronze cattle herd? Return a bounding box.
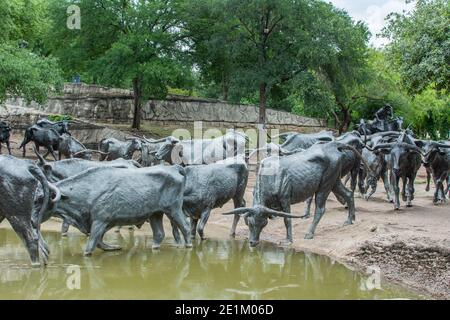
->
[0,106,449,267]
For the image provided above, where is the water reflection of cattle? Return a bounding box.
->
[0,155,59,266]
[42,165,191,255]
[224,142,367,246]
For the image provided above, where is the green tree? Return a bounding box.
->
[46,0,193,130]
[383,0,449,94]
[0,0,63,104]
[185,0,369,131]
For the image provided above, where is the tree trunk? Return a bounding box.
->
[332,104,352,135]
[259,82,267,127]
[132,78,141,130]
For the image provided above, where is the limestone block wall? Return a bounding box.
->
[5,84,327,132]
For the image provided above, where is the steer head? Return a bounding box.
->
[155,137,180,163]
[422,142,450,166]
[372,142,424,175]
[223,205,301,247]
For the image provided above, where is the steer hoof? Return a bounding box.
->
[304,233,314,240]
[83,252,93,257]
[185,243,193,249]
[61,232,68,237]
[31,262,41,268]
[343,220,353,226]
[229,233,236,239]
[152,244,161,250]
[300,214,310,220]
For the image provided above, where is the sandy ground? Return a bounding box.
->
[1,133,449,299]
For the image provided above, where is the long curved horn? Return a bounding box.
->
[48,182,61,203]
[259,206,302,218]
[336,143,373,175]
[73,149,109,157]
[436,143,450,149]
[280,147,304,156]
[33,146,46,166]
[398,142,425,155]
[271,132,297,141]
[372,143,396,151]
[222,207,254,216]
[144,137,169,143]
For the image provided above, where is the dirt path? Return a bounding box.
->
[208,169,449,299]
[1,133,449,299]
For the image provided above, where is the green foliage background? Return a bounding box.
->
[0,0,448,138]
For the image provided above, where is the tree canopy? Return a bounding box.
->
[383,0,449,94]
[0,0,63,104]
[1,0,448,137]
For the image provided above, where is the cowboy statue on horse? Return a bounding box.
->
[357,104,403,135]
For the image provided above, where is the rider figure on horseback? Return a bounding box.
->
[374,104,393,131]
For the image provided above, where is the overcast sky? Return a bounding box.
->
[328,0,415,47]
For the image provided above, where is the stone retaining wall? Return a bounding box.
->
[6,83,327,132]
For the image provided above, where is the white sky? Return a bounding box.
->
[327,0,415,47]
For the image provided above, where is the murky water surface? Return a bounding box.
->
[0,229,420,299]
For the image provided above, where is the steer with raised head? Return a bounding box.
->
[42,165,191,255]
[0,121,12,155]
[98,137,142,161]
[223,142,363,246]
[422,141,450,204]
[372,133,424,210]
[0,155,59,266]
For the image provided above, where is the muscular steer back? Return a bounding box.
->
[42,165,191,255]
[223,142,363,247]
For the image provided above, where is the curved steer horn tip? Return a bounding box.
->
[260,206,302,218]
[222,208,251,216]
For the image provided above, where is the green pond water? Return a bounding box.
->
[0,229,420,300]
